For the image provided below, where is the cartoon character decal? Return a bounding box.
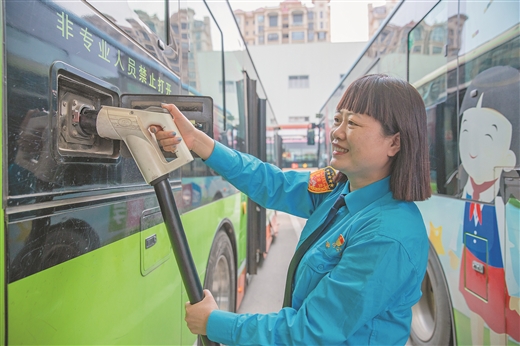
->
[458,66,519,343]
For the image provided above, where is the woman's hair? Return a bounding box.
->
[334,74,431,201]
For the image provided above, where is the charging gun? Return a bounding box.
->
[79,104,218,346]
[79,105,193,183]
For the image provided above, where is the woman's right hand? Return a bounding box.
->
[150,103,214,160]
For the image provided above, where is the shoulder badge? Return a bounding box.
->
[308,166,337,193]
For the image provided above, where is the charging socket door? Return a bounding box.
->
[120,94,213,138]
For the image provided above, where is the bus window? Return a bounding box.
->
[409,1,459,195]
[408,1,448,100]
[86,0,166,45]
[129,2,167,44]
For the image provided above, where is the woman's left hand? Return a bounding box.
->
[185,289,219,335]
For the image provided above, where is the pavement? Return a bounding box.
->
[237,211,306,314]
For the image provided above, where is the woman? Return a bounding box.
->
[153,74,431,345]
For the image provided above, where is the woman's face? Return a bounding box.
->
[329,109,400,190]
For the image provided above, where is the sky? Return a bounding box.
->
[228,0,386,42]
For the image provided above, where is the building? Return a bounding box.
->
[234,0,331,46]
[248,41,366,125]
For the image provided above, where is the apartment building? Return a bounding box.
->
[234,0,331,45]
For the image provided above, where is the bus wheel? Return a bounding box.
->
[205,231,236,313]
[409,243,454,346]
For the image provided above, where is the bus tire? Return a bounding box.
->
[204,231,236,313]
[409,243,454,346]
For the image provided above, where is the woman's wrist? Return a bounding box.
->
[192,131,215,160]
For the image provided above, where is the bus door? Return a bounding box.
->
[236,72,267,274]
[245,72,268,274]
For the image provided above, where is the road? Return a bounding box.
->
[237,211,305,314]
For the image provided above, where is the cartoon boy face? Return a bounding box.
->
[459,94,516,184]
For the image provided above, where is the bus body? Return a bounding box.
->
[1,0,278,344]
[318,1,519,345]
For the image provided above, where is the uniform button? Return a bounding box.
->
[318,264,324,270]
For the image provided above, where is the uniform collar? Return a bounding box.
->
[341,176,392,215]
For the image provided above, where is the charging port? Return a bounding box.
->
[57,72,119,161]
[61,93,96,146]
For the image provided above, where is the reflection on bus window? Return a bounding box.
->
[408,2,448,87]
[87,0,167,54]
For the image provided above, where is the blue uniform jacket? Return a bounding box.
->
[204,142,428,345]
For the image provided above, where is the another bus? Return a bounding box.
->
[268,124,318,170]
[317,1,519,345]
[1,0,278,344]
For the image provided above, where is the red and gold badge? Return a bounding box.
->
[308,166,336,193]
[332,234,345,252]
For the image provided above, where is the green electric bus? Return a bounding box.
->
[317,1,519,345]
[1,0,278,344]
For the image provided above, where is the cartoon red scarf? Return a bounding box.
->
[469,177,497,224]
